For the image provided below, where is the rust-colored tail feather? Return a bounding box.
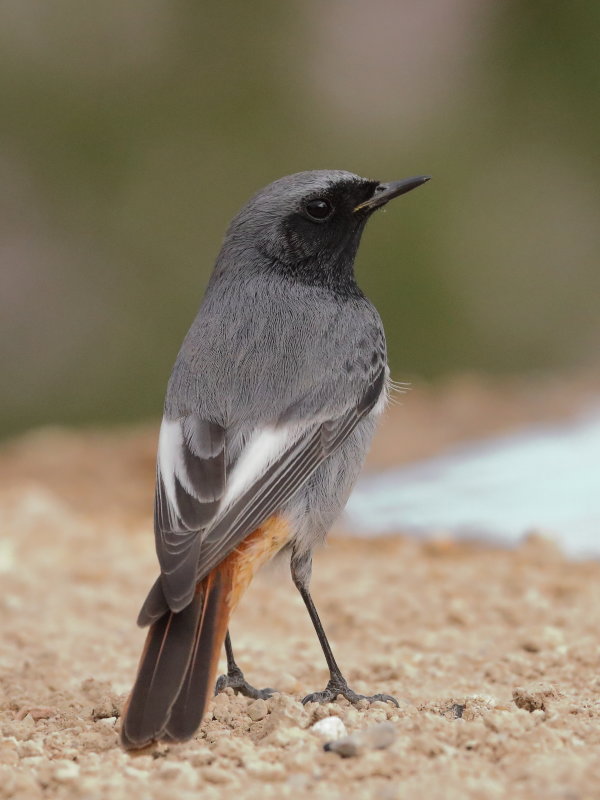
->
[121,569,232,750]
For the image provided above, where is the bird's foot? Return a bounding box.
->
[302,677,399,707]
[214,666,275,701]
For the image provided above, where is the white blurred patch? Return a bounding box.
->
[346,409,600,559]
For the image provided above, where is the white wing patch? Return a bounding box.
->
[220,426,301,511]
[158,416,303,524]
[157,417,184,517]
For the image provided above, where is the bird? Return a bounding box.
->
[120,169,430,750]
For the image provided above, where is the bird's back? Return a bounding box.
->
[165,267,386,442]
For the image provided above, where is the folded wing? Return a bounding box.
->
[142,367,385,624]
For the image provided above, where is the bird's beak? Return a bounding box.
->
[354,175,431,213]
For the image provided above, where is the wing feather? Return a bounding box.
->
[154,417,226,610]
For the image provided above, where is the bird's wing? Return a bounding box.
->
[148,367,385,618]
[197,366,385,582]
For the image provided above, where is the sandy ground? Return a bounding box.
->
[1,372,600,800]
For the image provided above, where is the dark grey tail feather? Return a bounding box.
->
[164,570,229,742]
[121,588,204,750]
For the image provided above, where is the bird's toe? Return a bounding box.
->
[214,670,275,700]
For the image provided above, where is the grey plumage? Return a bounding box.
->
[121,168,430,749]
[149,171,388,617]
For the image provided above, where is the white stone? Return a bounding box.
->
[310,716,347,740]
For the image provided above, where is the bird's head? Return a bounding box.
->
[219,169,430,290]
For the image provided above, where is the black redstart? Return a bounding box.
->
[121,169,430,749]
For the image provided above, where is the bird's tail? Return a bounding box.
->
[120,565,234,750]
[120,515,290,750]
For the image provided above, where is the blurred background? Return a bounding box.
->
[2,12,600,788]
[1,0,599,437]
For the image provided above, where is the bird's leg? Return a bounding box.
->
[291,552,399,707]
[214,630,275,700]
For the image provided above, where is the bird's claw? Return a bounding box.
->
[301,679,399,707]
[214,667,275,700]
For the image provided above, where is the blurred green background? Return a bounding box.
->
[2,1,599,437]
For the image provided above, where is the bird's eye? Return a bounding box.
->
[304,198,334,221]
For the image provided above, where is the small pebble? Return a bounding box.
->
[310,716,348,740]
[247,698,268,721]
[513,682,558,712]
[324,721,396,758]
[96,716,117,727]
